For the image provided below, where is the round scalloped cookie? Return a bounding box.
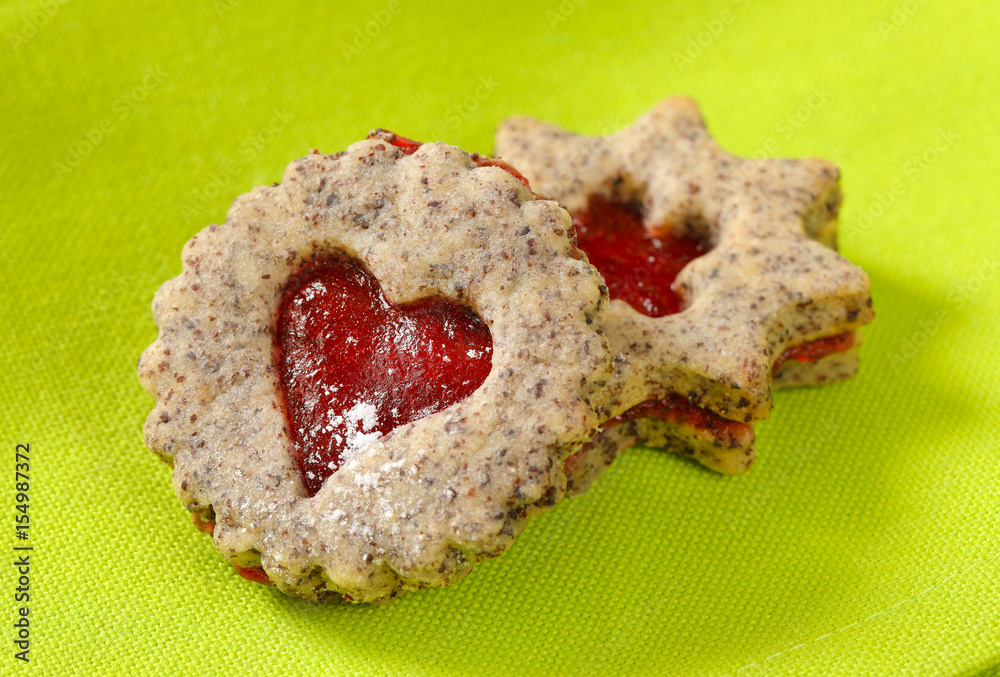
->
[138,134,613,603]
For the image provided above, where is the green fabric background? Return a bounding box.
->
[2,0,998,674]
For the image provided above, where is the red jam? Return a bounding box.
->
[233,564,273,586]
[192,513,215,536]
[468,155,532,188]
[377,130,423,155]
[614,392,753,441]
[372,130,532,188]
[192,515,274,587]
[277,254,493,496]
[772,331,854,374]
[571,196,853,445]
[572,196,708,317]
[606,332,856,445]
[563,391,753,477]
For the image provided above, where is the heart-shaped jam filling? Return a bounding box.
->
[572,196,708,318]
[277,254,493,496]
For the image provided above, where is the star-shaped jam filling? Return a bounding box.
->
[497,97,874,481]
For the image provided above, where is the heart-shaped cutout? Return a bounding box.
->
[277,254,493,496]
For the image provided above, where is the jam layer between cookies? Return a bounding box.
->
[568,195,860,446]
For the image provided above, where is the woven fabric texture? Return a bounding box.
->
[2,0,998,674]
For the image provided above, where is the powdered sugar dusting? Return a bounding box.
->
[340,400,382,464]
[139,135,613,602]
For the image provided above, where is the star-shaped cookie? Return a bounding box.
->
[496,97,874,483]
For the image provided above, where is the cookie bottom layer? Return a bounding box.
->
[773,334,861,388]
[566,412,755,495]
[567,338,862,494]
